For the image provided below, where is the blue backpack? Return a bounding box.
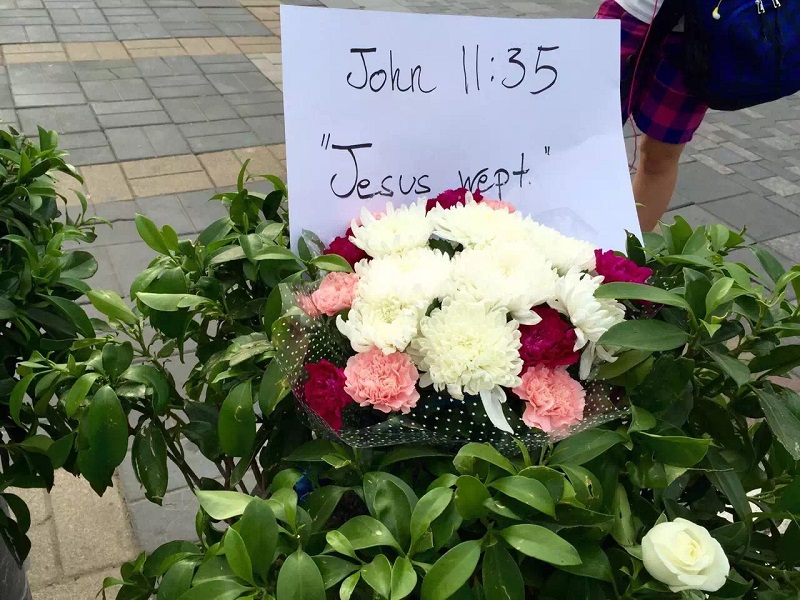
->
[637,0,800,110]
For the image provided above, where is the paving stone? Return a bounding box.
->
[81,78,152,102]
[17,105,99,135]
[759,176,800,197]
[0,86,13,109]
[178,188,228,230]
[27,521,60,589]
[135,194,196,234]
[34,571,121,600]
[149,77,217,99]
[82,162,133,203]
[127,486,199,553]
[207,71,276,94]
[10,487,50,527]
[107,240,158,293]
[50,471,138,576]
[111,22,171,40]
[135,55,200,77]
[765,232,800,265]
[12,81,85,108]
[49,6,107,24]
[674,162,749,204]
[216,20,271,35]
[161,95,237,123]
[55,23,116,41]
[245,115,284,144]
[102,6,157,22]
[59,130,114,165]
[74,60,141,81]
[704,193,800,241]
[92,98,171,128]
[107,124,190,160]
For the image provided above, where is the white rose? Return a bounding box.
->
[642,518,730,593]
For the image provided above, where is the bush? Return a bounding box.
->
[0,127,100,560]
[88,186,800,599]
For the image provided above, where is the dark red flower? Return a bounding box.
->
[519,307,580,370]
[425,187,484,212]
[595,249,653,284]
[324,235,369,268]
[304,360,353,432]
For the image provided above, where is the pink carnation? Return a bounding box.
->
[297,293,321,318]
[344,347,420,414]
[519,307,580,370]
[311,272,359,316]
[513,365,585,433]
[482,199,516,213]
[595,249,652,284]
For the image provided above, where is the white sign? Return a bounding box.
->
[281,6,639,251]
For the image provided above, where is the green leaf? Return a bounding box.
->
[45,296,94,338]
[454,443,516,475]
[549,429,624,466]
[705,448,752,521]
[705,277,735,315]
[364,472,413,550]
[235,499,278,582]
[420,540,481,600]
[610,484,636,547]
[87,290,137,325]
[223,528,254,585]
[177,580,250,600]
[60,250,99,280]
[305,486,346,532]
[309,254,353,273]
[482,543,524,600]
[454,475,490,521]
[137,293,209,312]
[628,405,656,434]
[102,341,134,381]
[313,556,359,589]
[122,365,171,415]
[635,432,712,467]
[136,214,171,255]
[751,246,785,283]
[10,374,34,426]
[196,490,253,520]
[499,525,581,566]
[48,432,76,469]
[755,387,800,460]
[0,297,15,319]
[410,487,454,545]
[340,573,360,600]
[76,386,129,495]
[705,350,751,387]
[258,359,290,417]
[157,561,195,600]
[599,320,688,351]
[144,541,199,577]
[390,557,417,600]
[132,424,168,504]
[749,345,800,376]
[594,349,652,380]
[490,476,555,517]
[379,447,452,469]
[596,283,690,311]
[276,550,326,600]
[558,540,613,582]
[361,555,392,599]
[335,515,402,552]
[251,246,300,262]
[218,380,256,457]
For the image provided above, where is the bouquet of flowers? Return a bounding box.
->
[276,189,653,450]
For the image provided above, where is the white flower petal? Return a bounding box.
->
[480,387,514,433]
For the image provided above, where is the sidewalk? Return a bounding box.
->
[3,0,800,597]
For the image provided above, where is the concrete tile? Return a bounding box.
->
[135,194,195,234]
[766,233,800,265]
[81,78,151,102]
[127,487,199,553]
[26,521,59,589]
[55,23,116,42]
[106,127,156,161]
[107,241,158,293]
[186,131,261,153]
[50,472,138,577]
[759,176,800,197]
[17,105,99,136]
[9,488,50,527]
[198,150,241,187]
[122,153,202,179]
[82,163,133,203]
[143,123,191,156]
[161,95,237,123]
[245,115,284,144]
[674,162,749,204]
[178,188,227,230]
[34,570,121,600]
[704,193,800,242]
[234,145,284,178]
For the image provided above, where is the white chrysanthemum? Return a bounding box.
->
[336,299,422,354]
[356,247,452,308]
[549,269,625,351]
[449,241,557,325]
[526,221,597,275]
[410,299,523,400]
[350,200,432,258]
[430,199,531,248]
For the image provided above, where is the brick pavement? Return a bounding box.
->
[2,0,800,596]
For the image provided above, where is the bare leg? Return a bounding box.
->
[633,134,686,232]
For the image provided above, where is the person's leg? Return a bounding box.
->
[633,134,685,232]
